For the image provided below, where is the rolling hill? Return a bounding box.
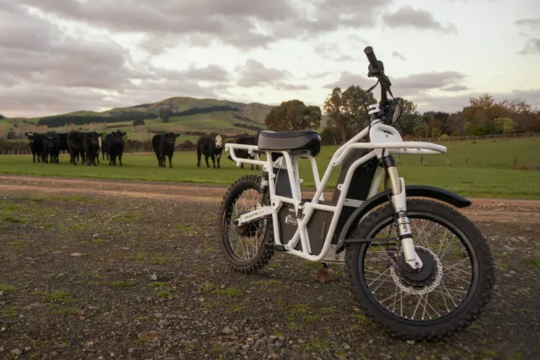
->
[0,97,276,139]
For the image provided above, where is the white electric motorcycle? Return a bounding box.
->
[218,46,494,340]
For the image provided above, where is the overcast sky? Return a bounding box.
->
[0,0,539,118]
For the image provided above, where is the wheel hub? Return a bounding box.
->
[397,247,438,287]
[390,247,443,295]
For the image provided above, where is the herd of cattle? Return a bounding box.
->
[24,131,259,169]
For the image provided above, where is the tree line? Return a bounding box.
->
[37,111,158,127]
[264,87,540,144]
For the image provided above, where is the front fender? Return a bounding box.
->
[335,185,471,253]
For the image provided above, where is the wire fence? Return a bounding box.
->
[415,132,539,143]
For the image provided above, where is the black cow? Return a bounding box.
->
[228,136,259,170]
[43,132,60,164]
[58,133,69,152]
[67,131,88,165]
[101,134,111,161]
[152,133,180,168]
[197,134,224,169]
[108,131,125,166]
[25,132,45,163]
[84,132,101,166]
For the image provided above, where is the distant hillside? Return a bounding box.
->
[30,97,275,134]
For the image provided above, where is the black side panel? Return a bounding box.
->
[335,185,472,252]
[330,149,378,243]
[306,210,332,256]
[274,168,292,198]
[278,203,298,245]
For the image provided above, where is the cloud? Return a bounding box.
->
[392,51,406,61]
[515,18,540,31]
[413,89,540,113]
[519,39,540,54]
[441,85,469,92]
[392,71,466,93]
[236,60,287,87]
[21,0,391,50]
[324,72,373,89]
[274,82,309,91]
[383,6,457,34]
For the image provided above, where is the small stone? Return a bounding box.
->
[247,338,254,345]
[298,339,305,344]
[24,347,31,352]
[269,335,277,342]
[198,298,205,303]
[150,274,158,281]
[154,313,164,319]
[278,336,285,342]
[342,343,351,350]
[70,253,82,257]
[137,331,159,341]
[442,357,450,360]
[275,341,282,348]
[254,339,265,350]
[11,349,22,356]
[242,345,250,351]
[158,320,170,326]
[93,233,99,238]
[406,340,415,345]
[128,348,136,354]
[221,326,234,335]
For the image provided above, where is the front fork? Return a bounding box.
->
[383,156,423,270]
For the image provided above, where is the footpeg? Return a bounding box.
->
[266,243,286,251]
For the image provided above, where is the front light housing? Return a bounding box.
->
[386,97,403,125]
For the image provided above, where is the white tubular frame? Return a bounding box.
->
[225,122,447,261]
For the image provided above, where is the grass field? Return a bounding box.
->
[1,138,539,198]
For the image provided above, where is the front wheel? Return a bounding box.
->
[218,175,274,273]
[346,199,494,340]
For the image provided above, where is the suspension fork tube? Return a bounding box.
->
[383,155,423,270]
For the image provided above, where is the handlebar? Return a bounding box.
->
[364,46,391,107]
[364,46,384,75]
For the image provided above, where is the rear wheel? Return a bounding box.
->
[346,199,494,340]
[218,175,274,273]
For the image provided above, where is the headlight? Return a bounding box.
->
[386,97,403,125]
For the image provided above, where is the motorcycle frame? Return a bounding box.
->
[226,121,447,262]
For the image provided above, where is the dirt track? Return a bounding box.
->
[1,175,539,224]
[1,174,540,359]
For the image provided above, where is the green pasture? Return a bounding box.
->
[0,138,539,199]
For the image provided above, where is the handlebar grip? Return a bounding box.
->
[364,46,378,68]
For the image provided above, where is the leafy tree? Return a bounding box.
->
[395,99,422,136]
[422,115,432,138]
[433,112,450,134]
[320,126,339,145]
[341,85,377,135]
[133,119,146,126]
[264,100,321,131]
[413,126,424,138]
[159,108,170,123]
[463,122,473,135]
[323,86,376,143]
[0,114,4,120]
[431,127,442,137]
[503,119,517,134]
[448,112,466,135]
[323,88,345,142]
[470,125,486,135]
